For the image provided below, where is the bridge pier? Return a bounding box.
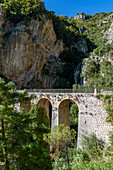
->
[77,111,82,149]
[51,108,59,129]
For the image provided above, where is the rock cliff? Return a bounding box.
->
[0,8,64,88]
[74,13,91,20]
[0,6,88,89]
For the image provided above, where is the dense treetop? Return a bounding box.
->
[0,0,46,23]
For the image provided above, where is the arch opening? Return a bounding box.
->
[58,98,80,140]
[37,98,53,128]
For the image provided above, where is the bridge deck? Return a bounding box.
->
[26,89,94,93]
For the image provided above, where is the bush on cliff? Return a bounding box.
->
[2,0,46,23]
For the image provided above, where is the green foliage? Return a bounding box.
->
[0,78,52,169]
[3,0,46,24]
[104,94,113,125]
[73,12,113,88]
[81,134,104,160]
[15,105,52,170]
[44,124,76,170]
[49,14,78,47]
[93,43,113,56]
[97,60,113,88]
[110,132,113,151]
[70,103,78,132]
[52,147,76,170]
[75,12,113,47]
[44,124,76,149]
[52,133,113,170]
[83,59,113,88]
[82,60,100,88]
[82,60,99,88]
[71,153,113,170]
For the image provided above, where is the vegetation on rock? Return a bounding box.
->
[82,58,113,89]
[1,0,46,23]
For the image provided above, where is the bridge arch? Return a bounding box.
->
[37,97,54,108]
[57,98,81,127]
[36,97,54,128]
[57,97,81,111]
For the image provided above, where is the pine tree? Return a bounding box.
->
[0,78,52,169]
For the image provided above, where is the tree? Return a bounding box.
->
[82,60,100,88]
[0,78,32,169]
[14,105,51,170]
[3,0,46,23]
[70,102,79,134]
[71,134,113,170]
[83,59,113,89]
[0,78,52,169]
[44,124,76,170]
[97,60,113,89]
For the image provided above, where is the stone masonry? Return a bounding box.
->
[18,91,112,148]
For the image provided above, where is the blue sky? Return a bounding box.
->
[44,0,113,17]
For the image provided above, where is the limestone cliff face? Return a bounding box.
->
[0,6,88,89]
[0,17,64,88]
[74,13,91,20]
[75,37,88,53]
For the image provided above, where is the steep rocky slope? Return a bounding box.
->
[0,6,88,89]
[0,6,64,89]
[79,13,113,88]
[0,18,64,88]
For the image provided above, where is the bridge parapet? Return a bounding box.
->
[26,89,94,93]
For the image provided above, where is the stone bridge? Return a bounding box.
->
[18,89,112,147]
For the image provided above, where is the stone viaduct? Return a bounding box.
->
[18,89,112,147]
